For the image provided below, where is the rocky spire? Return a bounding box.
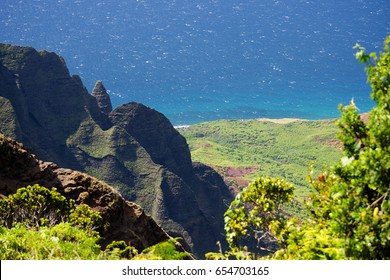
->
[91,80,112,115]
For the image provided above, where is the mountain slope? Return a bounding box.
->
[0,133,170,251]
[0,43,232,257]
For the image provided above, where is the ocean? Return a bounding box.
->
[1,0,389,125]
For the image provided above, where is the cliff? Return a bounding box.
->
[0,133,170,251]
[0,43,232,257]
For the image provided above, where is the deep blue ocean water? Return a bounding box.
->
[1,0,389,125]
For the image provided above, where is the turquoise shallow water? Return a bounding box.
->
[0,0,388,125]
[149,87,375,125]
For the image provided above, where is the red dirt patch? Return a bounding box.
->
[322,138,343,150]
[209,165,259,192]
[195,142,212,148]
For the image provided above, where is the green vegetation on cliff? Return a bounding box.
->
[0,97,19,139]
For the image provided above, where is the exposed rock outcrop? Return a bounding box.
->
[0,43,233,258]
[0,133,170,251]
[91,80,112,115]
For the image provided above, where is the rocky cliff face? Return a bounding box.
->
[0,133,170,251]
[0,44,109,170]
[91,80,113,115]
[0,43,232,258]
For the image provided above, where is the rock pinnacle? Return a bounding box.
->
[91,80,112,115]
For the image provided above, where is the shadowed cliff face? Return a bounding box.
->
[0,43,232,258]
[0,44,110,170]
[110,102,194,179]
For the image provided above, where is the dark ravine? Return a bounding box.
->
[0,43,233,258]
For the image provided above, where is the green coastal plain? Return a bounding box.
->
[180,118,342,217]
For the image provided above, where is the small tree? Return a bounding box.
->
[210,36,390,260]
[323,36,390,259]
[0,184,102,230]
[0,184,73,228]
[276,36,390,259]
[207,177,294,259]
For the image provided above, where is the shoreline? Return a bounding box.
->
[253,117,307,124]
[173,112,368,129]
[174,117,308,129]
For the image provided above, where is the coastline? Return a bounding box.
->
[174,117,307,129]
[254,117,306,124]
[174,112,369,129]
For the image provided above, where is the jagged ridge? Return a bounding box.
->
[0,43,233,258]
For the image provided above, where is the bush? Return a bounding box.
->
[207,177,294,260]
[0,184,107,259]
[0,184,73,228]
[134,238,192,260]
[0,223,102,260]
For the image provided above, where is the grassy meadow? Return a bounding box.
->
[180,118,342,218]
